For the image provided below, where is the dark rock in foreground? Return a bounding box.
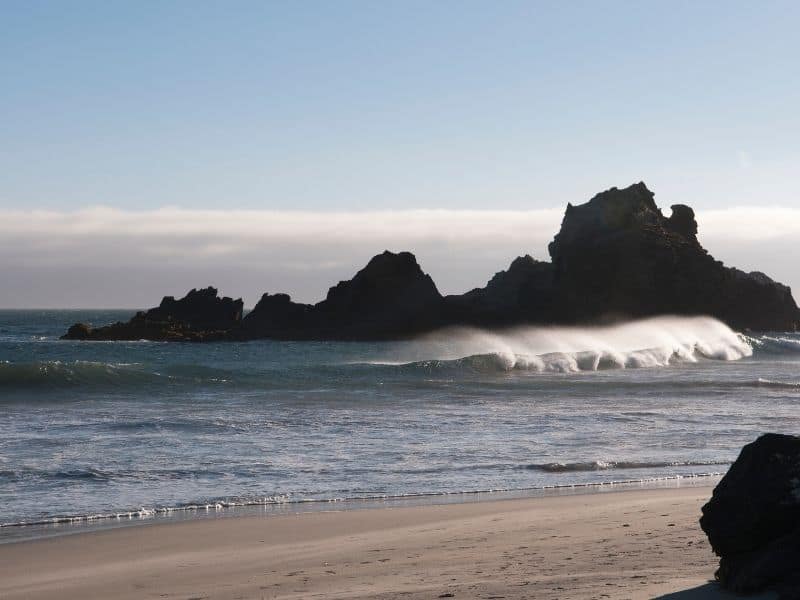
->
[62,182,800,341]
[700,433,800,598]
[62,287,243,342]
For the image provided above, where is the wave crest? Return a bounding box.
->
[388,316,753,373]
[527,460,729,473]
[0,360,233,390]
[0,360,153,388]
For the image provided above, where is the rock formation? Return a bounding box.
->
[62,287,243,342]
[700,433,800,598]
[238,293,313,339]
[445,255,555,326]
[62,182,800,341]
[239,251,446,340]
[547,183,799,330]
[311,250,445,339]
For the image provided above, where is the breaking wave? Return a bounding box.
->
[0,317,785,392]
[746,334,800,354]
[754,378,800,390]
[0,360,154,388]
[0,360,234,391]
[386,316,754,373]
[526,460,729,473]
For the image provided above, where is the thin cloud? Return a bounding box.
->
[697,207,800,241]
[0,207,565,242]
[0,206,798,307]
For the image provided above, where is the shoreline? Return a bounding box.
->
[0,472,724,545]
[0,482,757,600]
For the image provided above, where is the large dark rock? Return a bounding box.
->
[238,251,445,340]
[63,322,92,340]
[61,287,243,342]
[700,433,800,598]
[548,182,800,330]
[62,182,800,341]
[445,255,555,326]
[238,293,312,339]
[144,287,243,330]
[311,250,445,339]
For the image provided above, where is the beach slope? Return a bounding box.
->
[0,487,768,600]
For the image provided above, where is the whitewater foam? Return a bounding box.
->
[386,316,753,373]
[527,460,730,473]
[756,378,800,389]
[0,472,724,533]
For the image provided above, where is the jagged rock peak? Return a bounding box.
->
[481,255,553,291]
[574,181,659,222]
[161,286,220,305]
[245,292,310,319]
[152,286,243,325]
[358,250,428,278]
[313,249,443,339]
[241,292,312,335]
[507,254,548,271]
[323,250,441,306]
[667,204,698,239]
[551,183,654,255]
[549,181,702,261]
[251,292,297,307]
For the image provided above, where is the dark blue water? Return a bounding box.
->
[1,310,799,534]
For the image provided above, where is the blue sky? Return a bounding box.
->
[1,1,800,306]
[2,0,799,211]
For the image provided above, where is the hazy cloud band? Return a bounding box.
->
[1,207,798,308]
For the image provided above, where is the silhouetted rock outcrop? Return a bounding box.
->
[61,287,243,341]
[700,433,800,598]
[548,183,799,330]
[446,255,555,326]
[238,293,312,339]
[62,182,800,341]
[240,251,446,340]
[313,250,444,339]
[146,287,243,330]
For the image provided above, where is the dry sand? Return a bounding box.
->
[0,486,771,600]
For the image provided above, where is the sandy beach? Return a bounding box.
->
[0,485,766,600]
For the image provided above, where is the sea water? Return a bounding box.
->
[1,310,799,538]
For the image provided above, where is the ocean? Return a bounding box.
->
[1,310,799,540]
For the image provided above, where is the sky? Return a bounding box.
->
[1,1,799,307]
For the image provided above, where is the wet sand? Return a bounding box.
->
[0,486,769,600]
